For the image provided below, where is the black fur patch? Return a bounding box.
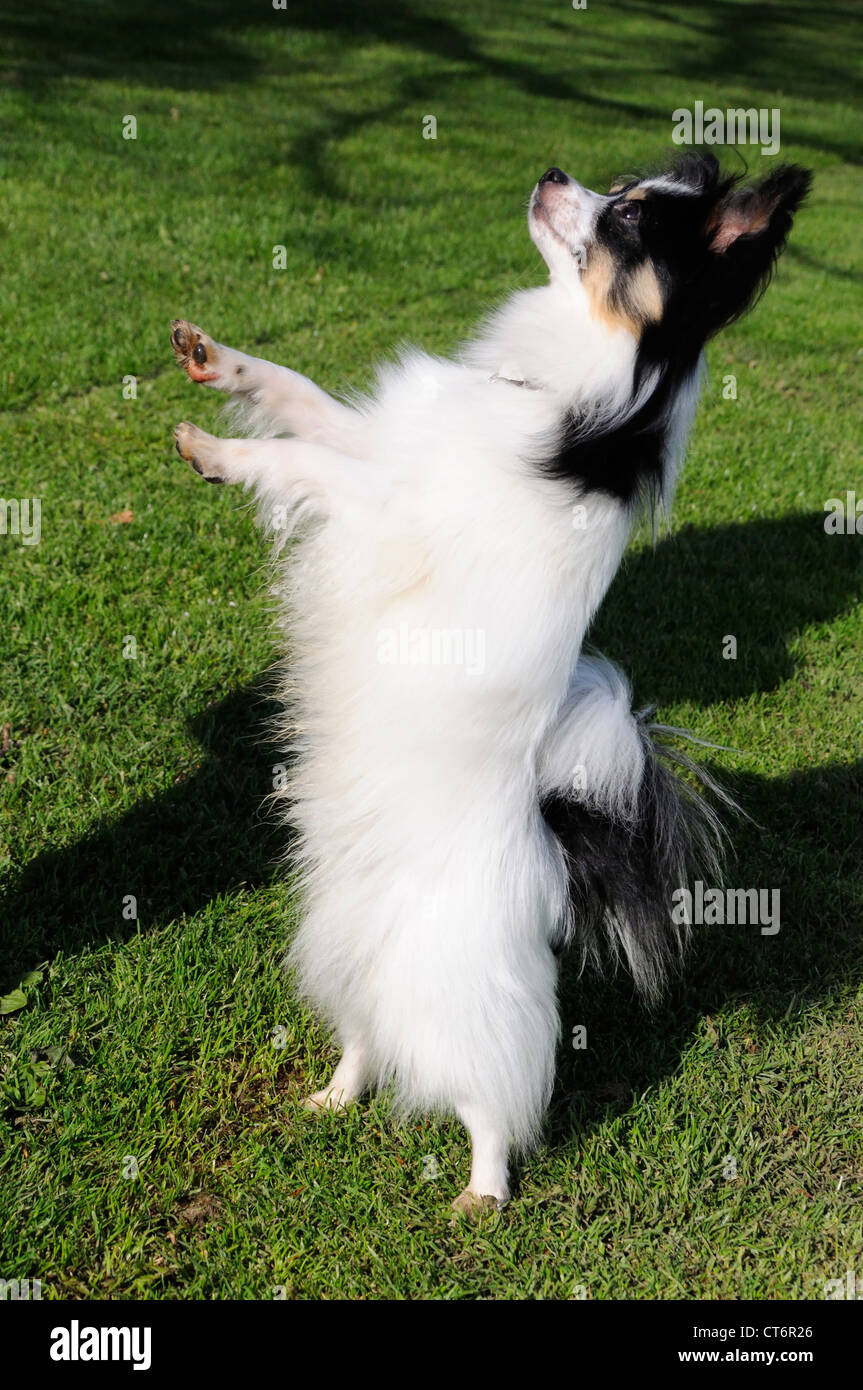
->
[542,722,728,1001]
[540,153,811,505]
[545,373,680,505]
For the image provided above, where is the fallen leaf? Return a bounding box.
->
[0,987,27,1015]
[109,509,134,524]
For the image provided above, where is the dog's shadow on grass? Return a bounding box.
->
[0,685,286,990]
[551,508,862,1167]
[550,753,862,1167]
[1,514,859,1108]
[593,510,861,707]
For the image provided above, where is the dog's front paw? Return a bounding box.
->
[171,319,221,383]
[173,421,225,483]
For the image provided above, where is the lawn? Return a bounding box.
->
[0,0,861,1300]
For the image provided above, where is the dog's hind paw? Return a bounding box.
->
[302,1087,351,1114]
[171,319,221,383]
[450,1189,505,1220]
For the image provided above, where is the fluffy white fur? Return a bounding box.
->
[169,171,705,1212]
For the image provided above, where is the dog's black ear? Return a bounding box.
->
[708,164,812,256]
[674,150,723,193]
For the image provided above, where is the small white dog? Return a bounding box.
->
[170,153,809,1214]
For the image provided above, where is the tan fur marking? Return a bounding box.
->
[582,248,623,333]
[609,175,639,194]
[583,249,663,336]
[628,261,664,324]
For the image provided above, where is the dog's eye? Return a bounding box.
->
[614,201,642,223]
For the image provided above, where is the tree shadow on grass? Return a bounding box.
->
[3,0,857,165]
[0,0,268,89]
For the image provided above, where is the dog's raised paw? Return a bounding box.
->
[170,319,220,383]
[173,421,224,483]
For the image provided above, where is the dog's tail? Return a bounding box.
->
[538,652,738,1002]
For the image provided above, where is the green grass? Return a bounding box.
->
[1,0,861,1300]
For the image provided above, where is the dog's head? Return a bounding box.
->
[529,153,811,364]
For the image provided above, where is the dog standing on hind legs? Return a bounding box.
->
[170,152,810,1216]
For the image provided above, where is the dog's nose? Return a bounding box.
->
[540,167,569,186]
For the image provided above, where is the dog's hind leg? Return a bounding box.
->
[451,1103,512,1216]
[170,320,369,458]
[303,1041,368,1115]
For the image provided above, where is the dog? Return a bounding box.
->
[169,151,810,1215]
